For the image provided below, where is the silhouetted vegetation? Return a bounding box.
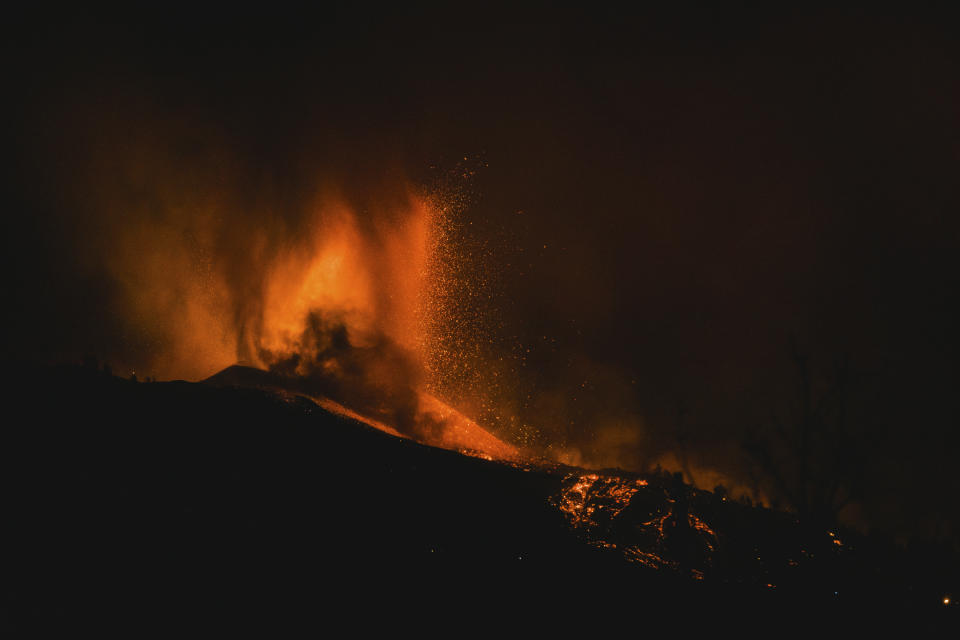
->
[744,345,868,529]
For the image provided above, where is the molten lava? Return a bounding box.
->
[311,387,519,461]
[553,470,719,574]
[164,178,524,463]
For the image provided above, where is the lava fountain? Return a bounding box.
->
[199,181,520,461]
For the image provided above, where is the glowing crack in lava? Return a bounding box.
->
[554,471,719,573]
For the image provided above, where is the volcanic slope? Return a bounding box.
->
[1,366,956,631]
[204,364,519,460]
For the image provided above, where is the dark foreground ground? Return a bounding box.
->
[1,365,956,632]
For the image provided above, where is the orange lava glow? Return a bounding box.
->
[312,390,520,462]
[554,470,720,574]
[96,148,522,462]
[121,174,517,463]
[556,472,649,529]
[253,193,433,362]
[313,396,406,439]
[415,392,520,461]
[240,186,524,461]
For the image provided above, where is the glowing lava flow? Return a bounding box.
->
[554,471,719,573]
[314,390,520,461]
[556,473,649,529]
[415,392,520,461]
[215,177,526,463]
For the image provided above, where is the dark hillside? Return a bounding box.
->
[1,366,956,631]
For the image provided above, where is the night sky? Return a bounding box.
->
[4,5,959,541]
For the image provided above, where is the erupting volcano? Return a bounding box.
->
[179,177,524,462]
[8,5,960,630]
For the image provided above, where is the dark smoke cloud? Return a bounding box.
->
[260,311,423,437]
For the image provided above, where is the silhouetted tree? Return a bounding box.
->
[744,344,863,527]
[672,397,698,486]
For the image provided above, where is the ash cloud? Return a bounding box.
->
[259,311,424,437]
